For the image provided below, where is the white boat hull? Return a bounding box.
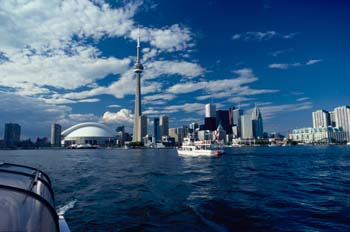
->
[177,148,224,157]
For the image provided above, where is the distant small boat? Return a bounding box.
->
[177,138,224,157]
[68,144,98,149]
[347,142,350,146]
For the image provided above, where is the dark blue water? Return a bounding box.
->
[1,146,350,231]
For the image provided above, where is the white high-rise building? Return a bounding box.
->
[312,109,331,128]
[241,115,253,139]
[334,105,350,140]
[205,103,216,118]
[50,123,61,147]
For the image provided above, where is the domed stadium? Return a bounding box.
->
[61,122,116,147]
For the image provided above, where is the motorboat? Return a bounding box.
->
[0,163,70,232]
[177,138,224,157]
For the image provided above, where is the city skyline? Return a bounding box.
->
[0,1,349,139]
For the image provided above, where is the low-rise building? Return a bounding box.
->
[290,127,346,144]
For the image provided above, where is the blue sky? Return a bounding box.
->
[0,0,349,138]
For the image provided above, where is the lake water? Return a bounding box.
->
[0,146,350,231]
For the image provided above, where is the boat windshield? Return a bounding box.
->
[0,163,59,232]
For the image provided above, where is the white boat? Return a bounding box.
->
[177,138,224,157]
[347,142,350,146]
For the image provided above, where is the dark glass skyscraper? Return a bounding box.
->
[252,106,264,139]
[4,123,21,146]
[216,110,230,133]
[153,117,160,142]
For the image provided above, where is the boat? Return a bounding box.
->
[0,162,70,232]
[347,142,350,146]
[177,138,224,157]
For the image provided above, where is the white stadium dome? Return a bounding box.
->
[61,122,116,147]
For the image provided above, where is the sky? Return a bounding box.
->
[0,0,349,139]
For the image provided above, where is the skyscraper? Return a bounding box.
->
[228,107,236,127]
[159,115,169,137]
[233,108,243,137]
[50,123,61,147]
[241,115,253,139]
[205,103,216,118]
[251,106,264,139]
[4,123,21,146]
[204,103,216,131]
[153,117,160,142]
[140,115,148,140]
[312,109,331,128]
[334,105,350,140]
[132,31,145,142]
[216,110,230,133]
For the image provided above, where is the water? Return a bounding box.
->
[1,146,350,231]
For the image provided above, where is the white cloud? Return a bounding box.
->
[102,108,134,124]
[163,103,205,114]
[232,31,297,41]
[143,61,204,80]
[296,97,310,102]
[259,101,313,120]
[107,104,121,108]
[0,0,198,101]
[130,24,193,52]
[59,59,203,101]
[269,59,323,69]
[78,98,100,103]
[269,63,301,69]
[306,59,323,65]
[167,68,278,99]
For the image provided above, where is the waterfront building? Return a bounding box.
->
[291,127,346,143]
[241,115,253,139]
[198,130,212,141]
[50,123,61,147]
[312,109,331,128]
[4,123,21,146]
[252,106,264,139]
[204,117,216,131]
[177,125,188,144]
[216,110,231,134]
[204,103,216,131]
[61,122,116,147]
[116,126,125,146]
[189,122,199,132]
[140,115,148,140]
[228,107,236,127]
[232,125,239,138]
[205,103,216,118]
[159,115,169,137]
[132,31,146,143]
[330,111,336,127]
[334,105,350,140]
[153,117,160,142]
[233,108,243,137]
[168,128,179,143]
[214,124,226,141]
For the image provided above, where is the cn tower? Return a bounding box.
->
[132,31,144,142]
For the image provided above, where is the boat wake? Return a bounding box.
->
[57,199,77,216]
